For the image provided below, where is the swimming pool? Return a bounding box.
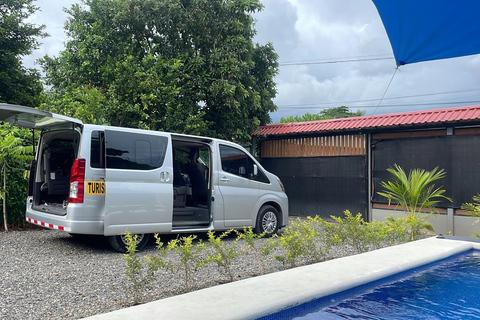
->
[84,237,480,320]
[259,250,480,320]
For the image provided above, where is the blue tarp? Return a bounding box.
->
[373,0,480,66]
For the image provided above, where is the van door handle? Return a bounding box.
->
[220,177,229,183]
[160,172,170,182]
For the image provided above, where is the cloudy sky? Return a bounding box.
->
[25,0,480,123]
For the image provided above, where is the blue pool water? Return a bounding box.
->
[260,250,480,320]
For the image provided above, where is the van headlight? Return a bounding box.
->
[277,177,285,192]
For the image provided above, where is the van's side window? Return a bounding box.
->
[90,131,105,168]
[106,131,168,170]
[219,145,269,183]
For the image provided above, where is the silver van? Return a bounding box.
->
[0,104,288,251]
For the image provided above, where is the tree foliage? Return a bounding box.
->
[279,106,365,123]
[0,0,46,107]
[461,194,480,220]
[41,0,278,142]
[0,124,34,230]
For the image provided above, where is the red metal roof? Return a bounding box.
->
[254,105,480,136]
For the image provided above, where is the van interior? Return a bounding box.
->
[171,139,212,228]
[31,128,79,215]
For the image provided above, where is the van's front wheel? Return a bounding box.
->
[108,234,150,253]
[254,205,279,237]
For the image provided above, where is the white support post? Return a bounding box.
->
[447,207,454,235]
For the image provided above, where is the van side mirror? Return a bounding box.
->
[253,164,258,176]
[239,166,246,176]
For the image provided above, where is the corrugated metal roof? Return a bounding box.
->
[254,105,480,136]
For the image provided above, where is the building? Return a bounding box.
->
[253,105,480,237]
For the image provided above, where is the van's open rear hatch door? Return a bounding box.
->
[0,103,82,129]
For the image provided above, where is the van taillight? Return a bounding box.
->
[69,159,86,203]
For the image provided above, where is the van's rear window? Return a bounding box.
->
[90,131,104,168]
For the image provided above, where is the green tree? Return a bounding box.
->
[279,106,365,123]
[0,0,46,107]
[378,164,451,240]
[41,0,278,142]
[0,124,34,231]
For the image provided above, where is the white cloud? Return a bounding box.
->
[24,0,78,68]
[254,0,480,122]
[24,0,480,123]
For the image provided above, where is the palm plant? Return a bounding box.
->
[378,164,451,240]
[461,194,480,237]
[461,194,480,219]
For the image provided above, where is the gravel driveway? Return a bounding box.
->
[0,228,286,320]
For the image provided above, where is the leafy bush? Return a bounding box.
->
[0,125,34,230]
[461,194,480,221]
[319,211,410,254]
[121,214,412,305]
[320,211,370,253]
[270,217,328,268]
[204,230,243,282]
[461,194,480,238]
[123,232,152,305]
[235,227,266,274]
[382,216,411,245]
[166,235,206,292]
[144,234,170,283]
[300,216,330,262]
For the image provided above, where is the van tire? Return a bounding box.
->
[107,234,150,253]
[254,205,279,237]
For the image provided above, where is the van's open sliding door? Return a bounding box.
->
[103,129,173,235]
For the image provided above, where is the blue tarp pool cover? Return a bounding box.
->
[373,0,480,66]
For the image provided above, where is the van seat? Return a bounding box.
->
[43,150,72,195]
[173,153,187,207]
[185,148,208,205]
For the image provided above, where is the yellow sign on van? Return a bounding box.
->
[86,181,105,195]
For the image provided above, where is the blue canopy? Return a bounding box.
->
[373,0,480,66]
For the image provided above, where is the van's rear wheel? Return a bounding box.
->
[254,205,279,237]
[108,234,150,253]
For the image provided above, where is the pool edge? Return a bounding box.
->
[82,237,478,320]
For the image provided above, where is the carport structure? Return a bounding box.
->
[253,105,480,236]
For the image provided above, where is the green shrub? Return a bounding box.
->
[235,227,266,274]
[166,235,206,292]
[0,125,34,230]
[301,216,329,262]
[319,211,410,254]
[144,234,170,282]
[321,211,372,253]
[270,217,327,268]
[382,216,411,245]
[123,232,149,304]
[461,194,480,238]
[122,213,412,305]
[205,230,243,282]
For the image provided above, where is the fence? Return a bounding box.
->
[260,134,366,158]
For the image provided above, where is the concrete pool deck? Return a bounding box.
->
[83,237,480,320]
